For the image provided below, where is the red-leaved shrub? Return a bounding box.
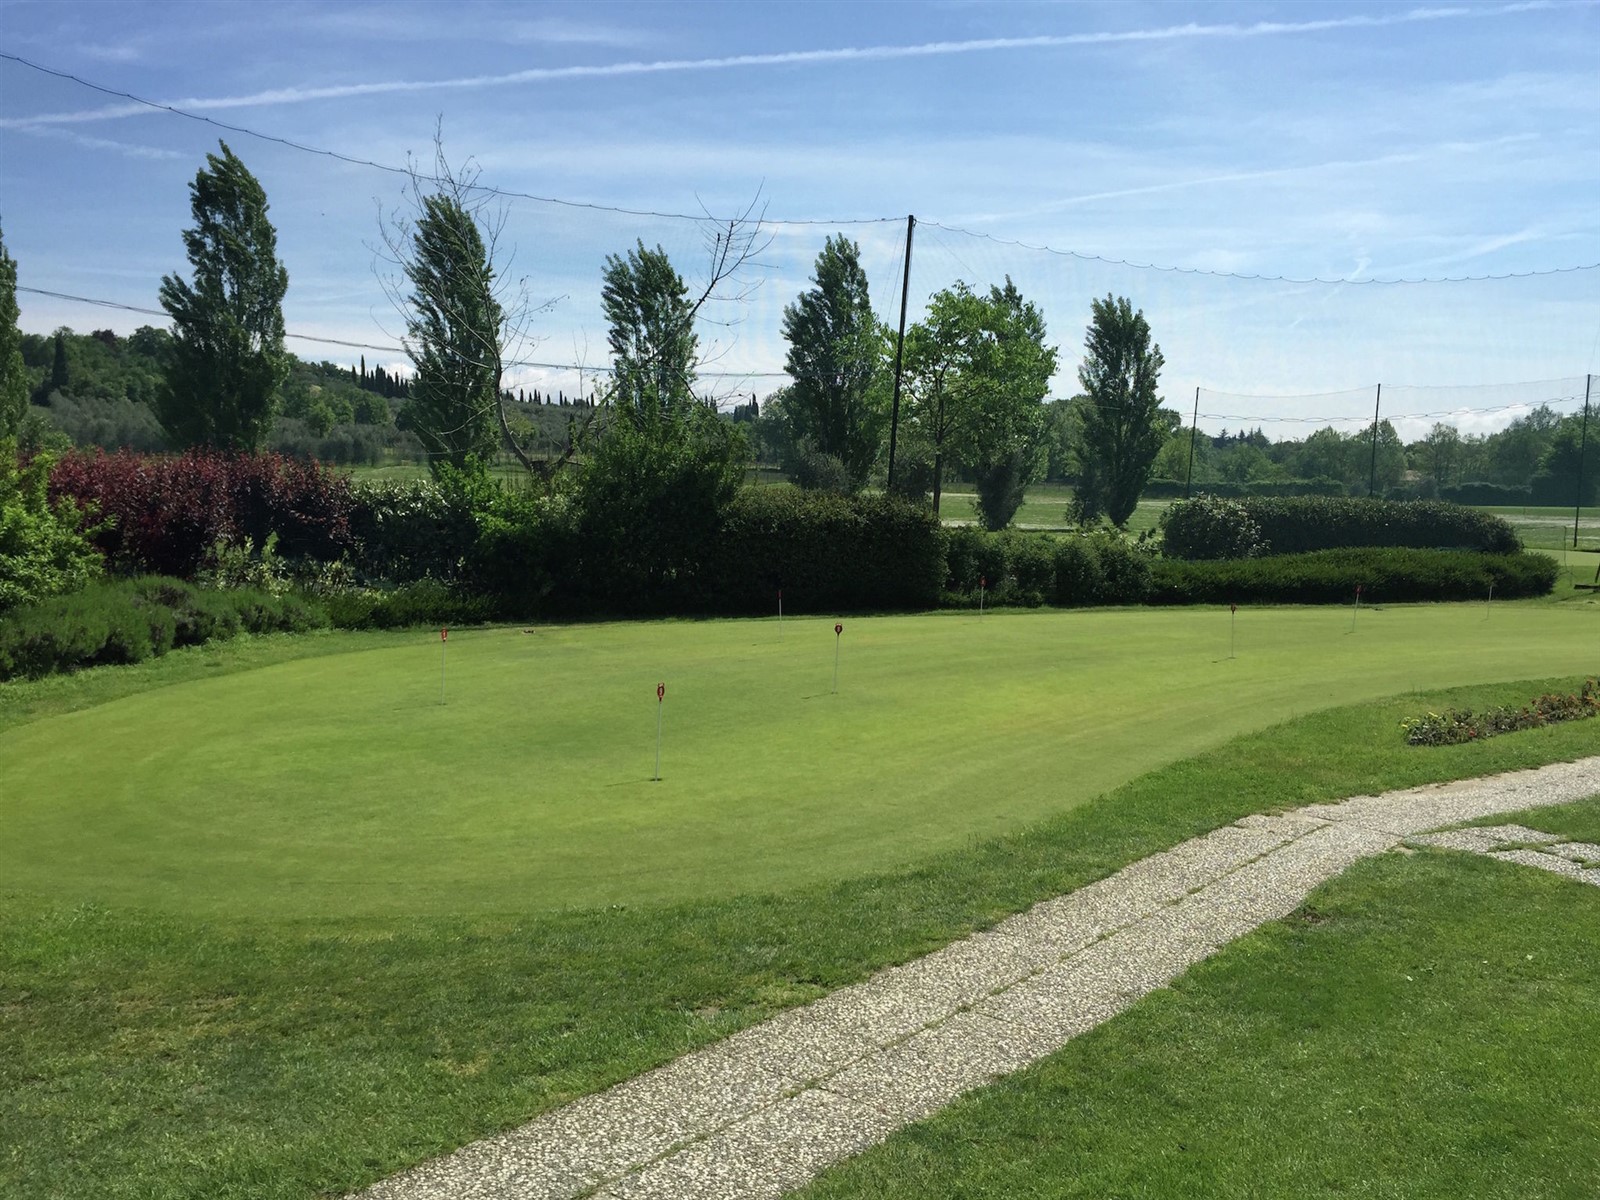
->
[49,449,354,578]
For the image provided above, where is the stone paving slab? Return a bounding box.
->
[350,755,1599,1200]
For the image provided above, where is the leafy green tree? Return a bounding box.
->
[0,221,28,439]
[780,235,889,490]
[904,283,985,516]
[1228,442,1289,484]
[1420,422,1463,487]
[574,408,747,608]
[1361,419,1407,495]
[1293,426,1355,485]
[601,241,698,429]
[1073,295,1167,526]
[962,279,1057,529]
[1531,413,1598,505]
[393,192,504,473]
[157,142,289,450]
[1481,405,1562,486]
[1,439,101,614]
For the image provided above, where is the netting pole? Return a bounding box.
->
[886,214,916,491]
[1576,373,1592,550]
[1184,385,1200,499]
[1368,383,1383,497]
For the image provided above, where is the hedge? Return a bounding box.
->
[49,448,354,578]
[1162,495,1522,559]
[1149,548,1557,607]
[696,489,947,614]
[318,579,502,630]
[943,527,1153,608]
[0,576,325,681]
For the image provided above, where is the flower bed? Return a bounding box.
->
[1401,678,1599,745]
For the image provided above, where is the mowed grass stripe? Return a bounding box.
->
[2,603,1594,919]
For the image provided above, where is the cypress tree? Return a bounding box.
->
[155,142,289,451]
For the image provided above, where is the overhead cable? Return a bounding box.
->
[7,52,1599,283]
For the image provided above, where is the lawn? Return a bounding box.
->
[2,603,1595,921]
[3,608,1597,1199]
[795,812,1600,1200]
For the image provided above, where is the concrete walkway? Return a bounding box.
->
[355,756,1600,1200]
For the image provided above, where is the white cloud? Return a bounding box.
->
[7,122,183,161]
[0,3,1558,130]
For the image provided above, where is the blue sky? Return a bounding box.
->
[2,0,1597,437]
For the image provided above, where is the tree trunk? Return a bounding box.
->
[933,447,943,516]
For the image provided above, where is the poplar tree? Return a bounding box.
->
[1073,295,1166,527]
[157,142,289,450]
[396,192,503,471]
[780,235,888,490]
[0,221,27,438]
[601,241,698,429]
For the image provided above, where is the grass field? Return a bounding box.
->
[940,483,1168,534]
[796,805,1600,1200]
[3,602,1595,921]
[4,603,1598,1198]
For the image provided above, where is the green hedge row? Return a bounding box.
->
[695,489,947,614]
[1163,495,1522,559]
[1149,548,1557,606]
[318,579,502,630]
[0,577,324,681]
[943,527,1152,608]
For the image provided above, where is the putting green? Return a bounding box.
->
[2,604,1591,919]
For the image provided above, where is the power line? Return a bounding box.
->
[22,285,1592,424]
[8,51,1600,284]
[922,221,1600,286]
[1196,395,1588,425]
[0,52,897,229]
[17,284,792,377]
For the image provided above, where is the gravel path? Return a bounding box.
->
[354,756,1600,1200]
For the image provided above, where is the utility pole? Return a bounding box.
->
[1184,385,1200,498]
[1368,383,1383,498]
[886,214,916,491]
[1576,373,1593,550]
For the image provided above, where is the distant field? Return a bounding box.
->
[941,485,1169,534]
[1481,504,1599,551]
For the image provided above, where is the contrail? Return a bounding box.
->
[0,2,1558,130]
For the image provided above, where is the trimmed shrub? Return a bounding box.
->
[698,488,946,614]
[49,448,354,578]
[1158,494,1264,561]
[319,578,499,630]
[945,529,1054,606]
[1161,495,1521,560]
[944,528,1152,608]
[0,576,327,681]
[1149,547,1556,607]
